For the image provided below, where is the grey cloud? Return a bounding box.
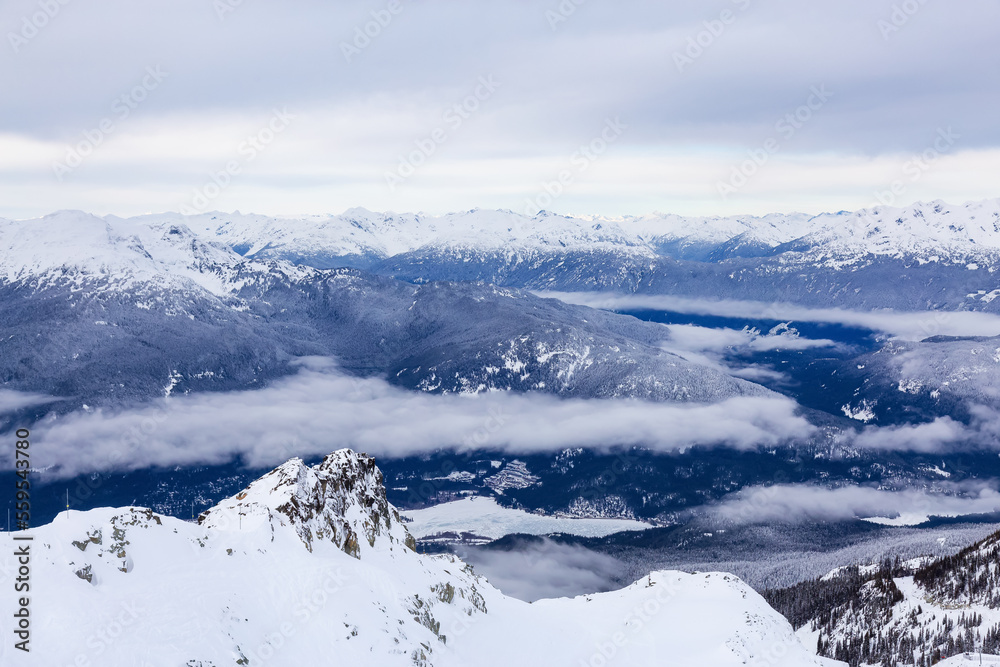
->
[710,481,1000,526]
[457,538,625,602]
[2,0,997,217]
[0,389,60,414]
[2,0,998,152]
[545,292,1000,340]
[16,360,815,478]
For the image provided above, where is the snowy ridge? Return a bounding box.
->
[5,200,1000,298]
[199,450,417,556]
[482,459,541,495]
[784,199,1000,265]
[117,198,1000,266]
[7,201,1000,323]
[0,216,783,414]
[937,655,1000,666]
[0,449,838,666]
[778,528,1000,665]
[0,211,244,294]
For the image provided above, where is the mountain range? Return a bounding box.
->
[6,201,1000,665]
[122,199,1000,312]
[6,203,1000,531]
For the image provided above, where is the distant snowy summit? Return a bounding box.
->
[120,197,1000,266]
[5,198,1000,275]
[5,198,1000,312]
[0,449,839,667]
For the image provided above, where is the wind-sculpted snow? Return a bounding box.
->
[0,449,839,667]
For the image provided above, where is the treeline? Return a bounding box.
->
[764,538,1000,667]
[915,532,1000,606]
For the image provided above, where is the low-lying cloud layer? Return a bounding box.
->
[456,538,625,602]
[544,292,1000,340]
[0,389,61,414]
[660,322,837,382]
[18,354,1000,479]
[709,481,1000,526]
[847,407,1000,453]
[19,359,815,478]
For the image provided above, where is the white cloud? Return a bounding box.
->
[456,538,624,602]
[0,389,61,414]
[711,482,1000,526]
[842,406,1000,453]
[851,417,968,452]
[16,359,815,479]
[546,292,1000,340]
[2,0,999,217]
[657,323,835,383]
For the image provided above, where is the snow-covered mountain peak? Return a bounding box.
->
[198,449,416,557]
[791,198,1000,263]
[0,210,125,280]
[10,199,1000,285]
[0,449,839,666]
[90,198,999,270]
[0,210,246,293]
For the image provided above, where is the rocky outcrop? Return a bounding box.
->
[198,449,417,556]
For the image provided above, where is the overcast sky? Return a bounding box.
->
[2,0,998,218]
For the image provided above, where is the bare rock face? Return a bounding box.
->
[199,449,417,557]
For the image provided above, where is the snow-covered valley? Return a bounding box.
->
[401,496,653,544]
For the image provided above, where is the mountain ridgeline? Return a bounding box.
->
[0,449,836,667]
[5,205,1000,530]
[765,528,1000,666]
[151,200,1000,312]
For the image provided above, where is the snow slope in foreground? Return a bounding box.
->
[936,655,1000,666]
[402,496,652,543]
[0,450,840,667]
